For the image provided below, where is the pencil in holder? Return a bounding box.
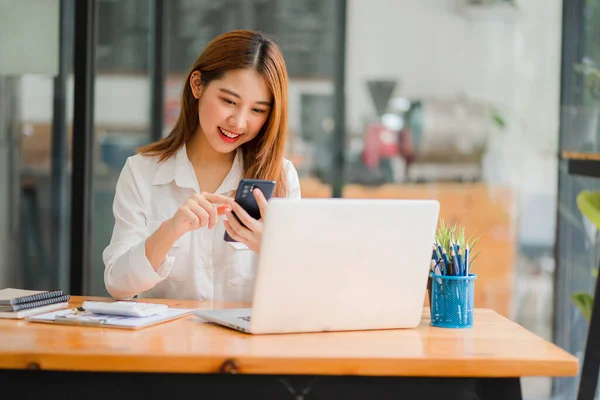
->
[430,273,477,328]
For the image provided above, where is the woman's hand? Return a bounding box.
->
[168,192,233,238]
[145,192,231,271]
[223,188,269,253]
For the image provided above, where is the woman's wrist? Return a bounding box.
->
[144,219,182,271]
[161,218,184,242]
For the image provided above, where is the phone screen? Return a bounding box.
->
[224,179,276,242]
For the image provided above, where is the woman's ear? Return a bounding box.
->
[189,71,202,99]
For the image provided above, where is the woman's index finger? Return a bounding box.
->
[203,192,233,205]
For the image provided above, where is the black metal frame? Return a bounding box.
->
[553,0,586,397]
[0,370,523,400]
[568,159,600,179]
[554,0,586,341]
[570,158,600,400]
[69,0,169,295]
[149,0,166,142]
[578,254,600,400]
[331,0,347,198]
[70,0,96,295]
[51,0,73,290]
[558,0,585,110]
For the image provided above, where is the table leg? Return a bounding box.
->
[478,377,523,400]
[577,257,600,400]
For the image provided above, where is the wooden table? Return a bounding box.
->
[0,297,578,400]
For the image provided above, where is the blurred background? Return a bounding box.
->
[1,0,600,398]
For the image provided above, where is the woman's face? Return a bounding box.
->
[191,68,272,154]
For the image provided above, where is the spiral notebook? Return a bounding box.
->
[0,294,71,312]
[0,288,65,305]
[0,302,69,319]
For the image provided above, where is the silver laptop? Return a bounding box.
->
[194,198,440,334]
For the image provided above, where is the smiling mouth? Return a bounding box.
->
[218,127,241,139]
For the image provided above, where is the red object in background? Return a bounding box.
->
[398,126,415,167]
[362,123,399,168]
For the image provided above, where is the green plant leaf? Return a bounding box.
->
[434,218,482,270]
[491,107,506,130]
[571,292,594,321]
[469,249,482,269]
[576,190,600,230]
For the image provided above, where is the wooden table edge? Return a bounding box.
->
[0,300,580,378]
[0,353,579,378]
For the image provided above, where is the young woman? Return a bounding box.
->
[103,30,301,302]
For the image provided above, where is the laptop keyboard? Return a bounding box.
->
[238,316,251,322]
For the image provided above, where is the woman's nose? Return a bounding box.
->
[228,111,247,132]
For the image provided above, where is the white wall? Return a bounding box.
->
[346,0,561,150]
[346,0,472,129]
[345,0,562,246]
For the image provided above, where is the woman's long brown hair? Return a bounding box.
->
[138,30,289,196]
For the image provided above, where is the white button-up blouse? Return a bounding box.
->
[102,144,301,302]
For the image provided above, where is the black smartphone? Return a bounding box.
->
[224,179,276,242]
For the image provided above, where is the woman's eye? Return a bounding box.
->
[253,108,267,114]
[221,98,235,105]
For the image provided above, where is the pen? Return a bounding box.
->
[436,241,444,260]
[451,242,460,276]
[432,244,439,261]
[465,244,469,275]
[437,241,451,271]
[443,247,452,275]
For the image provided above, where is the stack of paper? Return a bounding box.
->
[0,288,70,319]
[28,307,194,329]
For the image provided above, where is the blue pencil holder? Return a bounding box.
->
[430,273,477,328]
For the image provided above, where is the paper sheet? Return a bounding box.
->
[27,307,194,329]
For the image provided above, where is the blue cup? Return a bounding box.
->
[430,273,477,328]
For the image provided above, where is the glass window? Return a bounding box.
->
[87,0,344,295]
[89,0,153,296]
[0,1,72,293]
[554,0,600,397]
[163,0,341,198]
[346,1,561,398]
